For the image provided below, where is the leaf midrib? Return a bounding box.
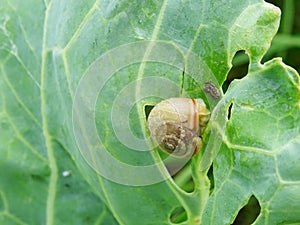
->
[40,2,58,225]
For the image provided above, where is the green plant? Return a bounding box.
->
[0,1,299,225]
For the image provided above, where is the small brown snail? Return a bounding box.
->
[147,98,210,158]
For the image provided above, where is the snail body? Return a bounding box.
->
[147,98,210,158]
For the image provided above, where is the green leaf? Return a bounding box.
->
[1,0,299,225]
[0,1,117,224]
[203,59,300,224]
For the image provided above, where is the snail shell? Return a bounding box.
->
[147,98,210,158]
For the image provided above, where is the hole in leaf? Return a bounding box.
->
[207,163,214,194]
[223,50,249,92]
[227,103,233,120]
[144,105,154,119]
[169,206,187,224]
[172,161,195,193]
[232,195,261,225]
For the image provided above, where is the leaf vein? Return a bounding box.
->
[0,8,40,88]
[63,0,100,51]
[40,1,58,225]
[1,65,42,129]
[6,0,40,69]
[1,92,46,161]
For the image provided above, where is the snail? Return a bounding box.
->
[147,98,210,158]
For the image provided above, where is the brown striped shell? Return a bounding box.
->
[147,98,210,158]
